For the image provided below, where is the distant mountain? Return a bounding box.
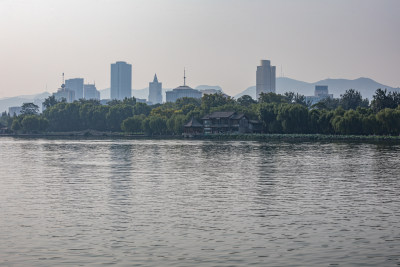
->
[234,77,399,100]
[0,92,51,113]
[195,85,223,92]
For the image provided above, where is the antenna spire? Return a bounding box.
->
[183,68,186,86]
[61,73,65,88]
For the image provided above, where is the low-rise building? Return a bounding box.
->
[166,85,202,102]
[201,111,261,134]
[183,117,203,136]
[166,70,202,102]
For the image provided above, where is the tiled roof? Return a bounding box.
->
[184,117,203,127]
[231,113,245,120]
[202,111,236,119]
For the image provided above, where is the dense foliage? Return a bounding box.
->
[3,88,400,136]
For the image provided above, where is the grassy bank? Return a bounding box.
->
[195,133,400,142]
[2,131,400,142]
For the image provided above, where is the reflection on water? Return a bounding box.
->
[0,138,399,266]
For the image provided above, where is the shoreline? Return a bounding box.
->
[1,131,400,142]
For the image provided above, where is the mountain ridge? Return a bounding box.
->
[234,77,399,100]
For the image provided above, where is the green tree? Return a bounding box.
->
[166,114,186,134]
[201,93,235,113]
[312,97,340,110]
[371,89,397,112]
[122,97,137,106]
[11,119,22,132]
[276,104,309,133]
[237,95,256,107]
[43,95,62,109]
[21,103,39,115]
[284,92,308,106]
[376,108,400,135]
[331,109,363,135]
[21,115,41,132]
[258,103,280,133]
[339,89,366,110]
[258,92,288,104]
[106,104,134,131]
[175,97,201,109]
[149,116,167,135]
[121,115,144,133]
[133,102,151,116]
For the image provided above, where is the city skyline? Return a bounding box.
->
[0,0,399,99]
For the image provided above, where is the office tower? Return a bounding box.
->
[53,84,75,103]
[65,78,84,100]
[256,60,276,99]
[314,85,329,97]
[110,61,132,100]
[84,84,100,100]
[148,74,162,104]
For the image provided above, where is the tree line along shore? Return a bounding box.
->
[1,88,400,137]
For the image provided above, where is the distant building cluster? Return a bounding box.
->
[47,58,277,105]
[53,74,100,103]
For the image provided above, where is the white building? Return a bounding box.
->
[306,85,333,105]
[256,59,276,99]
[111,61,132,100]
[166,71,202,102]
[65,78,84,100]
[84,84,100,100]
[148,74,162,104]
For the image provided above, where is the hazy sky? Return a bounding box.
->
[0,0,399,98]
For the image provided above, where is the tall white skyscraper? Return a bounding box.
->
[65,78,84,100]
[256,60,276,99]
[148,74,162,104]
[111,61,132,100]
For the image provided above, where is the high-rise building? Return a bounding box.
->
[65,78,84,100]
[314,85,329,97]
[305,85,333,105]
[111,61,132,100]
[148,74,162,104]
[84,84,100,100]
[256,60,276,99]
[53,83,75,103]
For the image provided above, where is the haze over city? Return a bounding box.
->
[0,0,399,99]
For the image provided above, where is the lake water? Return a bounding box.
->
[0,138,399,266]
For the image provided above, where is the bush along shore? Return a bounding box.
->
[196,133,400,142]
[2,88,400,138]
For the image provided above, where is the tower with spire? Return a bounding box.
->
[165,69,202,102]
[148,73,162,104]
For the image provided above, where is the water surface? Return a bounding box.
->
[0,138,399,266]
